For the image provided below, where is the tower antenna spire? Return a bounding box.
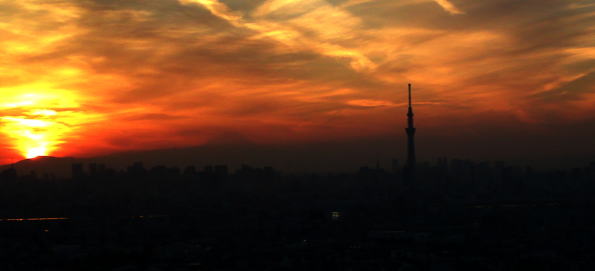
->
[408,83,412,108]
[405,83,416,180]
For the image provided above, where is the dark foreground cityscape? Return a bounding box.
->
[1,158,595,270]
[2,85,595,271]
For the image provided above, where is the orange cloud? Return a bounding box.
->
[433,0,464,15]
[0,0,593,164]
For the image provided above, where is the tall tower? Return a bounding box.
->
[405,83,416,170]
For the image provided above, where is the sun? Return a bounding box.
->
[25,146,48,159]
[0,86,89,160]
[1,113,60,159]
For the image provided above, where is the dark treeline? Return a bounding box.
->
[1,159,595,270]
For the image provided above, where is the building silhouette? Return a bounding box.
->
[404,83,416,180]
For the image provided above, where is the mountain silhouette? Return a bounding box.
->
[0,156,77,178]
[0,137,401,177]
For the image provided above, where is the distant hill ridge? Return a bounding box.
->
[1,156,77,178]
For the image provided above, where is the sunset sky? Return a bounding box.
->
[0,0,594,166]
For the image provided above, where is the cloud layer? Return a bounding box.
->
[0,0,593,164]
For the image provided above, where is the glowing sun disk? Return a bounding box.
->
[25,146,48,159]
[0,87,85,159]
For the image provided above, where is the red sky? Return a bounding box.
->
[0,0,594,165]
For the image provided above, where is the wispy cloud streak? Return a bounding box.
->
[433,0,464,14]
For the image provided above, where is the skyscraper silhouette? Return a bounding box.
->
[405,83,416,171]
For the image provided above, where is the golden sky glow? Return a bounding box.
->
[0,0,594,164]
[0,85,98,160]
